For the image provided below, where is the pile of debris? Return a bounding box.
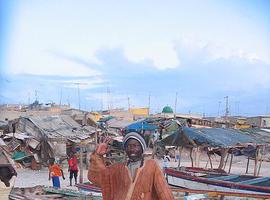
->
[0,146,17,199]
[0,133,41,170]
[0,115,99,169]
[10,186,101,200]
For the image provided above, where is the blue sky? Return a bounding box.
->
[0,0,270,116]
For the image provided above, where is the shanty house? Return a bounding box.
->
[16,115,95,161]
[106,118,132,134]
[247,116,270,128]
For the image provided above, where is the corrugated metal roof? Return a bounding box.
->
[22,115,94,142]
[107,118,132,129]
[82,125,96,133]
[27,138,40,149]
[4,133,32,140]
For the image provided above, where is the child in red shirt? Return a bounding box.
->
[68,153,79,186]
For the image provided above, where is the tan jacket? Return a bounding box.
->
[88,153,174,200]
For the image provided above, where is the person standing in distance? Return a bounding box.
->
[68,153,79,186]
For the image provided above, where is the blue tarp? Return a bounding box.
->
[184,127,259,147]
[12,151,27,161]
[98,116,114,122]
[159,127,262,148]
[125,120,158,132]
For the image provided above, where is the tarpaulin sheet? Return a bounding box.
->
[159,127,261,148]
[126,121,158,132]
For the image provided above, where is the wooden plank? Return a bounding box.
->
[258,157,263,176]
[183,193,208,200]
[254,147,259,176]
[228,153,233,173]
[208,174,239,181]
[239,177,270,185]
[223,153,229,170]
[218,148,228,169]
[9,194,25,200]
[207,152,213,169]
[43,187,85,197]
[246,157,250,174]
[190,148,194,167]
[171,188,270,199]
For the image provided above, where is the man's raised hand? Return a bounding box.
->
[95,136,112,156]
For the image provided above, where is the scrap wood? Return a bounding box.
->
[43,186,90,197]
[10,186,96,200]
[9,193,25,200]
[9,193,63,200]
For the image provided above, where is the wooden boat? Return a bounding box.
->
[0,148,17,199]
[75,182,102,196]
[165,167,270,195]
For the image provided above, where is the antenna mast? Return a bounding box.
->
[224,96,229,121]
[127,96,130,111]
[148,93,151,115]
[73,82,87,111]
[174,92,178,118]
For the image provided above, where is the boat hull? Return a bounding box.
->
[75,183,102,197]
[165,168,270,195]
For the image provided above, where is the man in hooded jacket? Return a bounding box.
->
[88,132,174,200]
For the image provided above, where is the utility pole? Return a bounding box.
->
[77,85,81,110]
[235,101,240,116]
[218,101,221,117]
[127,96,130,111]
[35,90,38,101]
[174,92,178,118]
[79,143,83,183]
[73,83,87,111]
[59,88,62,106]
[100,93,103,111]
[67,95,70,106]
[224,96,229,121]
[28,92,30,105]
[148,93,151,115]
[107,87,110,112]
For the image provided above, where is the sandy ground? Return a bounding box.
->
[14,151,270,189]
[14,167,89,189]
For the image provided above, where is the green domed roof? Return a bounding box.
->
[162,106,174,113]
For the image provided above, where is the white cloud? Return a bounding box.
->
[5,0,270,75]
[85,91,130,110]
[61,78,106,90]
[123,41,180,69]
[6,48,101,77]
